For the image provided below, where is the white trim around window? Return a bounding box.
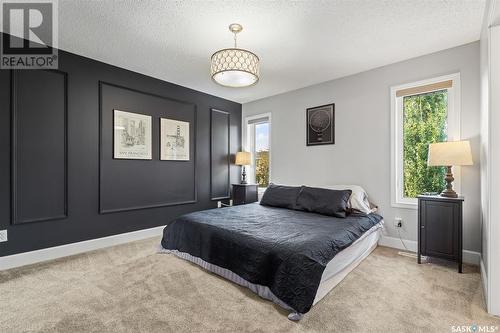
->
[243,112,272,188]
[390,73,461,209]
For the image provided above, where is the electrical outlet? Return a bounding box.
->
[217,201,222,208]
[394,218,403,228]
[0,230,7,242]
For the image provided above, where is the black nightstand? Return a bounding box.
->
[232,184,258,205]
[417,195,464,273]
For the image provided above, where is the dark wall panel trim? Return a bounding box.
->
[210,108,231,201]
[10,69,68,225]
[98,81,198,214]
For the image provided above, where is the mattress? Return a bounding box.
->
[314,222,383,304]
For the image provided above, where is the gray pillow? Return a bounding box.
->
[260,184,302,210]
[296,186,352,218]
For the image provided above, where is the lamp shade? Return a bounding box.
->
[211,48,260,88]
[427,140,473,166]
[235,151,252,166]
[210,24,260,88]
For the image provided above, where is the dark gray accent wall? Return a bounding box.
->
[0,39,241,257]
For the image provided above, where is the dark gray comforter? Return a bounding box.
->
[161,203,383,314]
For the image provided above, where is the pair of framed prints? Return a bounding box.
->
[113,110,190,161]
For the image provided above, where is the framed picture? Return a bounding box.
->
[306,103,335,146]
[113,110,152,160]
[160,118,190,161]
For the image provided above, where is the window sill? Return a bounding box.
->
[391,201,418,210]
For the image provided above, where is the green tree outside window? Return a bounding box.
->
[255,150,269,187]
[403,90,447,197]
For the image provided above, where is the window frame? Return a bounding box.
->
[390,73,461,209]
[243,113,271,192]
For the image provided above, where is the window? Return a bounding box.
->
[245,113,271,189]
[391,73,461,208]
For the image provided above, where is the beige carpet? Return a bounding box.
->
[1,237,498,333]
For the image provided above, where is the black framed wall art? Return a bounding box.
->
[113,110,152,159]
[306,103,335,146]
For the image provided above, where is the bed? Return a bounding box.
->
[160,185,383,320]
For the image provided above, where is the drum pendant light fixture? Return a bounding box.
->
[211,23,260,88]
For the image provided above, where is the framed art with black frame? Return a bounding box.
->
[113,109,152,160]
[160,117,190,161]
[306,103,335,146]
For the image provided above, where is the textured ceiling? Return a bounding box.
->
[56,0,485,103]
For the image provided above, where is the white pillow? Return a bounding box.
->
[319,184,375,214]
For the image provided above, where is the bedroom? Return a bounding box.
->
[0,0,499,332]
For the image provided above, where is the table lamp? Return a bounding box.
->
[427,140,473,198]
[235,151,252,184]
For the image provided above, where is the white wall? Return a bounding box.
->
[480,0,500,317]
[480,12,490,278]
[488,25,500,316]
[243,42,481,253]
[480,0,492,310]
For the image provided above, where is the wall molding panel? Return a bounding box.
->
[10,69,68,225]
[98,81,198,214]
[210,109,231,201]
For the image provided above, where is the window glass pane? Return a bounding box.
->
[403,90,447,198]
[254,122,269,187]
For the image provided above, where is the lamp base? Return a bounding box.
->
[440,166,458,198]
[440,189,458,198]
[240,166,247,184]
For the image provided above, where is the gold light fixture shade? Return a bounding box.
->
[427,140,473,166]
[211,24,260,88]
[211,48,259,87]
[235,151,252,166]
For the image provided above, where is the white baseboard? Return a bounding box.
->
[480,258,488,309]
[378,235,481,265]
[1,227,481,271]
[0,225,166,271]
[378,234,418,252]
